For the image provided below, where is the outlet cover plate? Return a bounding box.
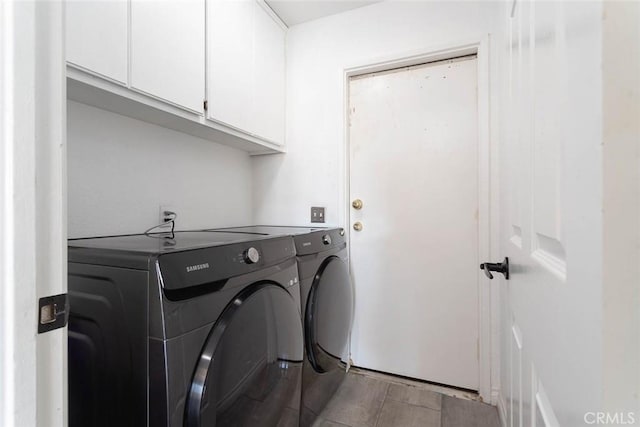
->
[311,207,325,223]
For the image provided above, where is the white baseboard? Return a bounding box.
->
[490,387,500,405]
[497,392,508,427]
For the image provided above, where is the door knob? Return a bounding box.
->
[352,199,363,210]
[480,257,509,280]
[353,222,363,231]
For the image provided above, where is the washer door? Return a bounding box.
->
[185,281,303,427]
[305,256,354,373]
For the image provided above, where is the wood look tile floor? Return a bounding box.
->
[311,371,500,427]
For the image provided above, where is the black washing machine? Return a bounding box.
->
[68,231,303,427]
[211,226,354,427]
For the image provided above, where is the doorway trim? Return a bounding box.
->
[341,35,497,403]
[0,2,67,426]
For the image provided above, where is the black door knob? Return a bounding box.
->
[480,257,509,280]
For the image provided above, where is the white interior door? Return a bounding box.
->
[499,2,605,425]
[349,57,480,390]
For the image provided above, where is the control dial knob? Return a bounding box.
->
[244,247,260,264]
[322,234,332,245]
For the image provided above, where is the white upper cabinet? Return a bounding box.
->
[130,0,206,113]
[208,0,254,132]
[208,0,286,145]
[66,0,128,84]
[65,0,286,153]
[252,2,286,144]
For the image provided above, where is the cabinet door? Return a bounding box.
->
[252,3,286,144]
[207,0,254,130]
[66,0,128,84]
[131,0,205,113]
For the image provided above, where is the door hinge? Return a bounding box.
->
[203,100,208,111]
[38,293,69,333]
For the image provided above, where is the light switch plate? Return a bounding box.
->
[311,207,325,223]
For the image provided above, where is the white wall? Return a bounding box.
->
[68,101,253,238]
[252,0,500,227]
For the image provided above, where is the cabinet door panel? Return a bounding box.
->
[207,0,254,130]
[252,4,285,144]
[66,0,128,83]
[131,0,205,113]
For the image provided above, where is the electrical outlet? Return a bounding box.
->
[311,207,325,223]
[158,205,176,231]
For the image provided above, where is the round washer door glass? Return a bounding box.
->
[306,256,354,372]
[186,282,303,427]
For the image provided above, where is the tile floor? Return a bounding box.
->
[311,370,500,427]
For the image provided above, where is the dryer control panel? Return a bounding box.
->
[294,228,346,256]
[158,236,295,292]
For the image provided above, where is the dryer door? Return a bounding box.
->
[305,256,354,373]
[185,281,303,427]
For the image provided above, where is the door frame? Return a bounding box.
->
[0,2,67,426]
[341,35,498,403]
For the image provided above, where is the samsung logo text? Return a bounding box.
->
[186,263,210,273]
